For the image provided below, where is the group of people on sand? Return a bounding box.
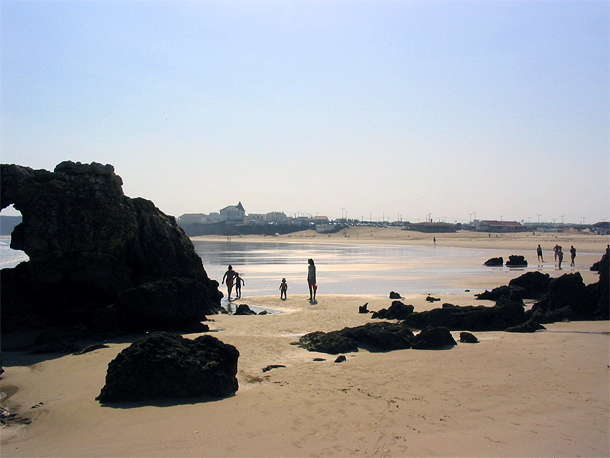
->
[222,258,318,303]
[536,244,577,269]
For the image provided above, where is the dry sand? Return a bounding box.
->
[2,230,609,457]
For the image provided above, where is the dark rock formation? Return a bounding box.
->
[372,301,414,320]
[403,298,525,331]
[531,272,594,320]
[412,327,456,349]
[359,303,370,314]
[262,364,285,372]
[590,251,609,320]
[505,320,546,333]
[96,332,238,403]
[476,285,525,302]
[389,291,402,299]
[459,331,479,343]
[508,271,551,299]
[1,162,222,345]
[234,304,257,315]
[298,322,415,354]
[426,296,441,302]
[334,355,347,363]
[484,257,503,267]
[505,255,527,267]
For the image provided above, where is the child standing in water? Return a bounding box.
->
[279,278,288,300]
[234,272,244,299]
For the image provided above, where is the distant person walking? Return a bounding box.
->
[569,246,576,267]
[557,247,564,270]
[537,244,544,262]
[307,258,317,302]
[235,272,244,299]
[279,278,288,300]
[553,244,559,261]
[222,265,236,300]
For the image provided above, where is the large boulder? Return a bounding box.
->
[298,322,415,354]
[97,332,239,403]
[508,271,551,299]
[532,272,595,319]
[476,285,525,302]
[403,299,526,331]
[505,255,527,267]
[1,162,222,343]
[372,301,415,320]
[412,327,456,349]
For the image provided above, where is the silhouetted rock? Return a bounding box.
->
[505,255,527,267]
[372,301,414,320]
[96,332,238,403]
[484,257,503,267]
[426,296,441,302]
[234,304,257,315]
[459,332,478,343]
[591,251,609,319]
[359,303,370,314]
[334,355,347,363]
[476,285,525,302]
[532,272,594,320]
[508,271,551,299]
[1,162,222,347]
[298,322,415,354]
[412,327,456,349]
[505,320,546,333]
[403,298,525,331]
[389,291,402,299]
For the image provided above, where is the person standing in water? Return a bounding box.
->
[234,272,244,299]
[569,246,576,267]
[222,265,236,300]
[307,258,317,302]
[537,244,544,262]
[279,278,288,300]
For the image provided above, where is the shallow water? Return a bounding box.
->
[193,240,562,298]
[0,237,593,299]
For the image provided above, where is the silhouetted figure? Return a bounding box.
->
[307,258,317,302]
[279,278,288,300]
[222,265,236,300]
[537,244,544,262]
[570,246,576,267]
[553,244,559,261]
[557,247,564,270]
[235,272,244,299]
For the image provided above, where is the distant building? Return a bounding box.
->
[178,213,221,224]
[220,202,246,222]
[266,211,289,223]
[592,221,610,235]
[313,215,329,223]
[476,220,526,233]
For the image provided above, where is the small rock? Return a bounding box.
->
[334,355,347,363]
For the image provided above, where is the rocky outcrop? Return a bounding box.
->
[531,272,595,320]
[403,299,526,331]
[508,271,551,299]
[371,301,414,320]
[412,327,456,349]
[96,333,238,403]
[1,162,222,344]
[298,322,415,354]
[484,257,503,267]
[476,285,525,302]
[505,255,527,267]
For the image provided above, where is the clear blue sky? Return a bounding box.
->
[1,0,608,224]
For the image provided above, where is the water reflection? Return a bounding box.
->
[193,240,534,298]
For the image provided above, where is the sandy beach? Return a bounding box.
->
[2,229,609,457]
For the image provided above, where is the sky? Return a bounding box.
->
[1,0,608,224]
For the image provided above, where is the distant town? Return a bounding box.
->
[175,202,610,237]
[1,202,607,237]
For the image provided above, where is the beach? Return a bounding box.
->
[1,229,609,457]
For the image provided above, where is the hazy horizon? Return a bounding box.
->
[1,1,608,224]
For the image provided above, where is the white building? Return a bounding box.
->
[220,202,246,222]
